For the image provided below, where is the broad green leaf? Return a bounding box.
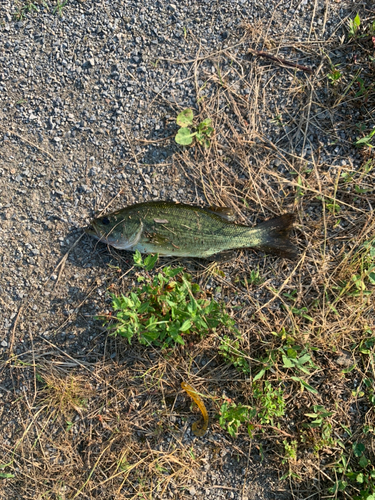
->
[282,355,294,368]
[286,348,297,359]
[253,368,266,381]
[164,267,183,278]
[175,127,195,145]
[175,335,185,345]
[354,13,361,27]
[198,118,211,128]
[356,472,364,483]
[353,442,365,457]
[180,320,192,332]
[176,108,193,127]
[291,376,318,394]
[144,253,158,271]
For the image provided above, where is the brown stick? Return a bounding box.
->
[248,49,314,74]
[135,134,175,144]
[0,126,55,159]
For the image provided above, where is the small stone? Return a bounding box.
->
[335,351,353,367]
[188,486,196,496]
[1,340,8,347]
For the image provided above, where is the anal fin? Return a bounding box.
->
[205,250,237,262]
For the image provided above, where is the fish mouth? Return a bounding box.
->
[84,223,105,242]
[84,224,98,237]
[85,223,113,245]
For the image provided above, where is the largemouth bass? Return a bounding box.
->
[85,201,298,259]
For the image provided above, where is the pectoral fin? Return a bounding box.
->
[206,206,236,221]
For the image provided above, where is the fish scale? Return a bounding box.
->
[85,201,298,259]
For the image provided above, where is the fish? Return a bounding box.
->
[85,201,298,259]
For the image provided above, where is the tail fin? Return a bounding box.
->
[255,213,298,260]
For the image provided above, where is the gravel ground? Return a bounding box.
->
[1,0,373,499]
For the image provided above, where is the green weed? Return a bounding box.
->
[333,238,375,299]
[219,401,255,438]
[98,251,237,347]
[14,0,39,20]
[282,439,298,464]
[219,335,250,374]
[175,108,214,148]
[271,114,283,126]
[53,0,68,16]
[348,13,361,38]
[328,65,342,84]
[303,405,338,454]
[219,381,286,437]
[316,195,341,213]
[355,127,375,149]
[253,380,286,425]
[330,443,375,499]
[252,336,319,394]
[234,267,264,288]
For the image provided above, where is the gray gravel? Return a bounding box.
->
[0,0,368,498]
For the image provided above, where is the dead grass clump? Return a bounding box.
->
[36,365,93,418]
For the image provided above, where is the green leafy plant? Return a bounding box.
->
[271,114,283,126]
[53,0,68,16]
[282,439,298,464]
[281,346,318,375]
[355,77,368,100]
[316,195,341,214]
[355,128,375,149]
[328,65,342,84]
[252,349,278,381]
[253,381,286,425]
[331,239,375,303]
[14,0,39,20]
[282,290,314,321]
[350,239,375,295]
[219,335,250,373]
[175,108,214,147]
[330,443,375,499]
[234,267,264,288]
[282,346,318,394]
[219,401,255,438]
[253,338,319,394]
[219,381,285,438]
[98,251,237,347]
[348,13,361,38]
[303,405,338,453]
[304,405,333,428]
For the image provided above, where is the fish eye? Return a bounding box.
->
[101,216,110,225]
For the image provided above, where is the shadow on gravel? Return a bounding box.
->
[142,141,178,165]
[137,123,180,165]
